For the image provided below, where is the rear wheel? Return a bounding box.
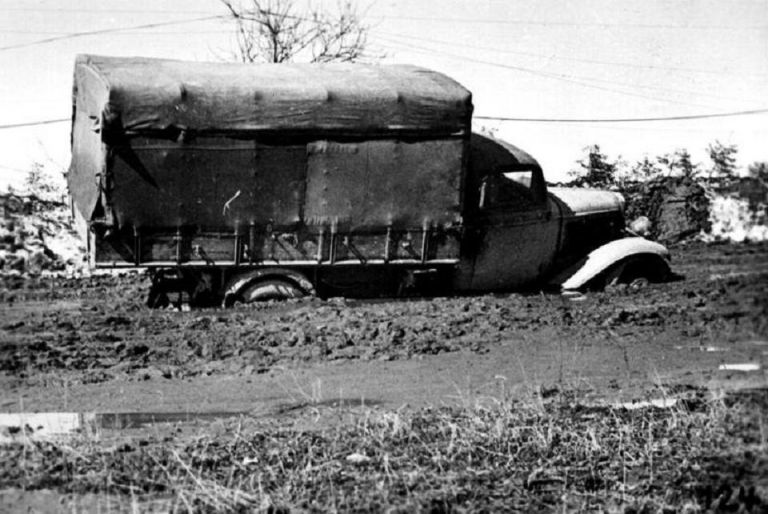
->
[237,278,308,303]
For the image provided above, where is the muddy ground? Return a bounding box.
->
[0,241,767,511]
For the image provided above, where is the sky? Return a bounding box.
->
[0,0,766,190]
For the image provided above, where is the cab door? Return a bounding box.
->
[465,169,560,290]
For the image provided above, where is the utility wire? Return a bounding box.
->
[0,7,222,14]
[375,15,767,30]
[0,15,225,51]
[377,37,718,109]
[375,30,768,78]
[0,118,69,130]
[3,24,764,82]
[1,7,765,30]
[475,108,768,123]
[1,29,234,35]
[2,109,765,133]
[0,26,763,130]
[378,33,765,104]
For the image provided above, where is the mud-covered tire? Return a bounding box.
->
[237,278,308,303]
[600,255,670,290]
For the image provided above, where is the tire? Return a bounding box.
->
[238,278,307,303]
[600,255,669,290]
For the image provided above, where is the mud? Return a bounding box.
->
[1,242,766,391]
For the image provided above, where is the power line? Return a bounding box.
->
[1,25,763,84]
[375,15,767,30]
[378,33,764,104]
[0,118,69,130]
[3,109,765,133]
[377,37,718,109]
[1,7,764,30]
[0,15,225,51]
[0,29,234,35]
[375,30,768,79]
[475,108,768,123]
[0,7,220,14]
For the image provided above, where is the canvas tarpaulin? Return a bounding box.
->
[67,55,472,260]
[71,54,472,137]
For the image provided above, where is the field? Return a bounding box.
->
[1,241,766,512]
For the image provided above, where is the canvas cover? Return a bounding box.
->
[71,54,472,136]
[67,55,472,265]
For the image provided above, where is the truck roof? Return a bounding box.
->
[72,54,473,137]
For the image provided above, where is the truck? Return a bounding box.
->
[67,55,671,307]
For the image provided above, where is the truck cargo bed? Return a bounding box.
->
[68,55,472,270]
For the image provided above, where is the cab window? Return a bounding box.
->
[479,170,536,210]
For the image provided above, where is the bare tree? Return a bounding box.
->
[220,0,369,63]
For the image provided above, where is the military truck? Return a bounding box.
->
[67,55,671,306]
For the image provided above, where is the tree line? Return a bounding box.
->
[566,142,768,189]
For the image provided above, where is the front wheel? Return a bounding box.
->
[598,255,670,291]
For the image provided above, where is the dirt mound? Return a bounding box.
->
[622,176,710,243]
[0,194,85,276]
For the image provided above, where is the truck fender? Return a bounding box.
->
[560,237,670,290]
[223,268,315,306]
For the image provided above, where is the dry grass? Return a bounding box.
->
[1,386,766,512]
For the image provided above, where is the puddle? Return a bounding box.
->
[95,411,249,429]
[674,345,729,352]
[0,400,381,442]
[615,398,678,410]
[0,413,92,442]
[708,270,768,281]
[0,411,248,443]
[675,340,768,353]
[272,397,382,414]
[718,363,761,372]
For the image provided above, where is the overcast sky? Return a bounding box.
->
[0,0,766,189]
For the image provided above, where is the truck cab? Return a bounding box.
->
[457,134,558,291]
[457,134,666,293]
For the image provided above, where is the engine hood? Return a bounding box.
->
[548,187,625,216]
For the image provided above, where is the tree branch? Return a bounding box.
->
[219,0,370,63]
